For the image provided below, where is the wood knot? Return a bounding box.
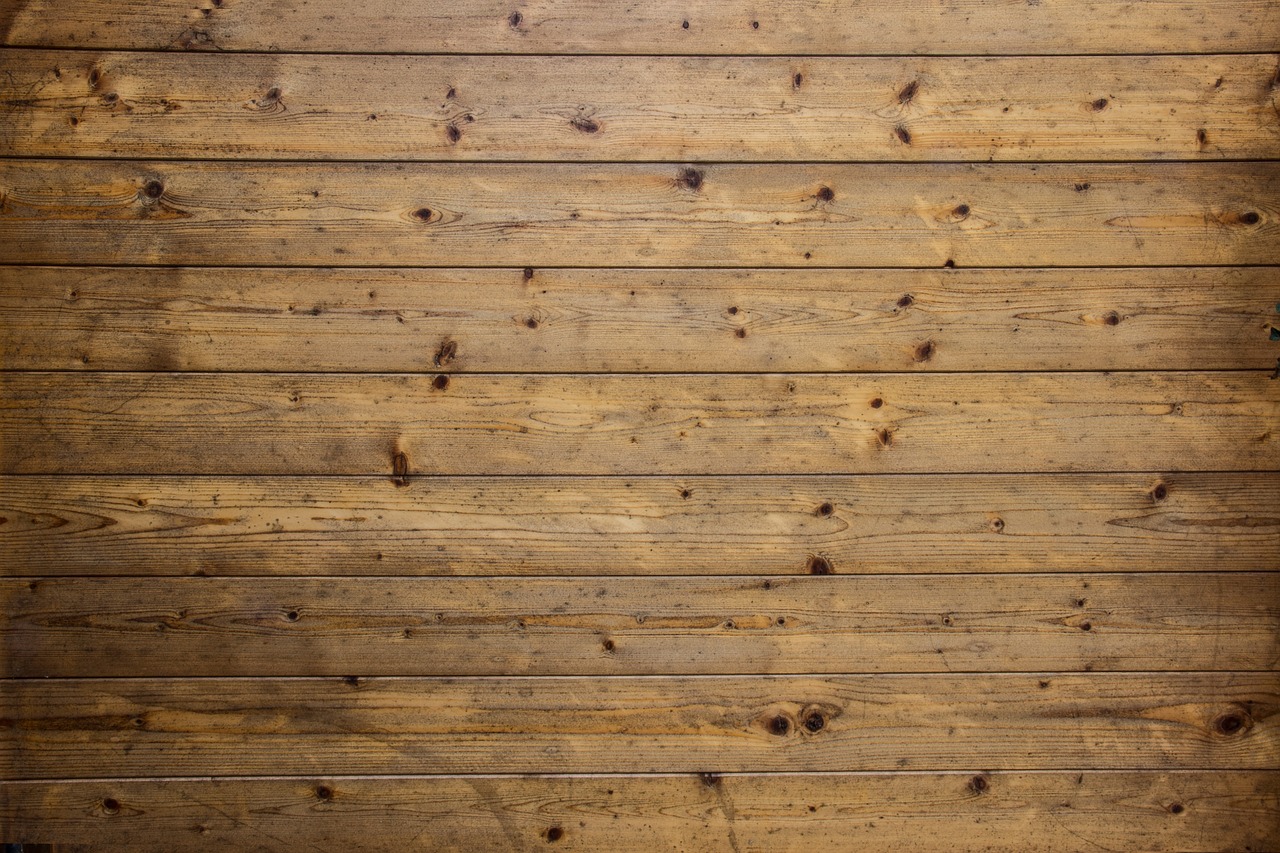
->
[807,554,833,574]
[1239,211,1260,225]
[391,450,411,486]
[870,397,883,408]
[508,11,523,28]
[570,116,600,133]
[343,676,362,687]
[544,826,564,842]
[989,516,1004,533]
[523,267,535,280]
[411,207,434,222]
[699,771,722,787]
[446,124,461,144]
[602,638,615,652]
[914,340,935,362]
[894,125,911,145]
[898,80,919,104]
[1168,803,1185,814]
[1149,481,1169,502]
[141,179,165,200]
[677,167,704,192]
[1102,311,1120,326]
[968,775,989,794]
[769,715,791,735]
[803,712,825,733]
[897,294,914,308]
[101,797,121,815]
[1090,97,1109,111]
[285,609,300,622]
[433,374,450,390]
[315,785,334,801]
[816,186,835,203]
[817,502,834,516]
[953,203,970,219]
[434,339,458,367]
[1213,710,1251,736]
[875,427,894,448]
[792,72,803,88]
[1074,182,1091,192]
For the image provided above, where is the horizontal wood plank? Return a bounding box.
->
[5,52,1280,161]
[2,0,1277,54]
[5,473,1275,577]
[2,674,1275,777]
[1,372,1275,475]
[4,266,1277,372]
[1,161,1276,267]
[4,574,1276,676]
[3,772,1277,852]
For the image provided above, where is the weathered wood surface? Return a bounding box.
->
[3,772,1277,852]
[4,473,1275,577]
[5,52,1279,161]
[2,0,1277,54]
[1,161,1276,267]
[2,674,1275,777]
[2,372,1275,475]
[4,266,1277,372]
[4,574,1275,677]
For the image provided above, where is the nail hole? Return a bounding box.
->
[682,20,689,28]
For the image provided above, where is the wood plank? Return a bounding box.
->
[4,266,1277,372]
[2,674,1275,777]
[5,473,1275,577]
[5,52,1280,161]
[2,0,1277,54]
[4,574,1275,677]
[1,372,1276,475]
[2,772,1276,852]
[1,161,1276,267]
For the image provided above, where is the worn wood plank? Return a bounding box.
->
[4,574,1275,677]
[5,473,1275,577]
[1,161,1276,267]
[2,674,1275,777]
[2,372,1275,475]
[4,266,1277,373]
[2,0,1277,54]
[3,772,1277,852]
[5,52,1279,161]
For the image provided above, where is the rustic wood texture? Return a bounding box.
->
[5,52,1280,161]
[4,574,1275,677]
[2,0,1276,848]
[4,473,1275,577]
[3,772,1277,853]
[2,372,1275,475]
[1,161,1276,267]
[2,0,1277,54]
[4,266,1277,373]
[3,674,1275,777]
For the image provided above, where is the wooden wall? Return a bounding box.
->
[1,1,1278,849]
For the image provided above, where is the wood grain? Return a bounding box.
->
[4,574,1275,677]
[5,473,1275,577]
[5,52,1279,161]
[1,160,1276,267]
[2,772,1276,852]
[4,266,1277,372]
[2,0,1277,54]
[2,674,1275,777]
[2,372,1275,475]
